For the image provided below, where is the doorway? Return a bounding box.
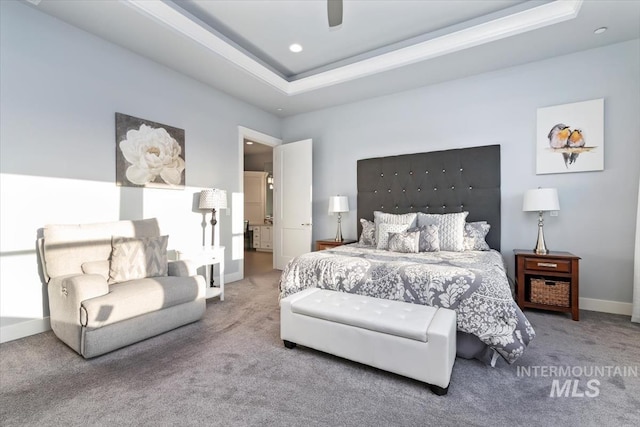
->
[243,138,274,277]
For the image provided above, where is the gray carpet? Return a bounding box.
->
[1,270,639,427]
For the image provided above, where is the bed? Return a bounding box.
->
[279,145,535,364]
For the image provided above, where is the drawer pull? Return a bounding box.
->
[538,262,557,268]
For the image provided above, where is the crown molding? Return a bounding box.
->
[124,0,583,96]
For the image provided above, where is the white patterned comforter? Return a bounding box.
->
[279,244,535,363]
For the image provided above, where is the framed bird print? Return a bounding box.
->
[536,98,604,174]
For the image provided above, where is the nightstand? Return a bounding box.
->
[176,246,225,301]
[315,239,357,251]
[514,249,580,321]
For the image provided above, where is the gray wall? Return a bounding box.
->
[282,39,640,306]
[0,1,280,333]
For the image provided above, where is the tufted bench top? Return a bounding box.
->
[290,288,438,342]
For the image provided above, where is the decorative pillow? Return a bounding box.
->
[376,223,409,250]
[358,218,376,246]
[387,230,420,253]
[464,221,491,251]
[417,212,468,251]
[373,211,417,244]
[108,235,169,284]
[408,224,440,252]
[81,260,110,281]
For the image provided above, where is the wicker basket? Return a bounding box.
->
[530,278,570,307]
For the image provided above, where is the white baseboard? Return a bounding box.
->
[0,296,629,344]
[225,272,242,284]
[579,297,633,316]
[0,317,51,344]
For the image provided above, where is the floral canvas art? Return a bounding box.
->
[536,99,604,174]
[115,113,185,189]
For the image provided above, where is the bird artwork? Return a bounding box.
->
[548,124,571,148]
[536,98,603,174]
[547,123,593,168]
[567,128,585,165]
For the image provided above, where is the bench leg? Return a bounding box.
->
[429,384,449,396]
[283,340,297,349]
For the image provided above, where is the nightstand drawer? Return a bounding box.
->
[524,258,571,273]
[315,239,356,251]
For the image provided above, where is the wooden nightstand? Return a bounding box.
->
[315,239,357,251]
[514,249,580,321]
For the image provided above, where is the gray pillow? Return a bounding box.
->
[359,218,376,246]
[417,212,468,251]
[408,224,440,252]
[376,223,409,250]
[108,235,169,284]
[463,221,491,251]
[387,230,420,253]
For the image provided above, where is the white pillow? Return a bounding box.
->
[376,223,410,250]
[373,211,417,244]
[417,212,468,252]
[108,235,168,284]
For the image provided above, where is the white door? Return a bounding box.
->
[273,139,313,270]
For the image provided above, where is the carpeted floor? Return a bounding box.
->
[1,270,639,427]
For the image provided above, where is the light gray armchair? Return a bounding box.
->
[39,218,206,358]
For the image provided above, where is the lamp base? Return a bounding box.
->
[210,208,217,285]
[334,213,343,242]
[533,211,549,254]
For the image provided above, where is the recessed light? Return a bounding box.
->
[245,141,254,145]
[289,43,303,53]
[594,27,607,35]
[277,108,283,111]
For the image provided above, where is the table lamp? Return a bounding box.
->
[328,195,349,242]
[523,188,560,254]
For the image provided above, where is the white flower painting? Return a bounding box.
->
[116,113,185,189]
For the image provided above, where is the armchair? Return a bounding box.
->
[40,218,206,358]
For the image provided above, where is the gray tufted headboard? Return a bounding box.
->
[357,145,501,251]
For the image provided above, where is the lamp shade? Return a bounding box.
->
[328,196,349,214]
[523,188,560,212]
[199,188,228,210]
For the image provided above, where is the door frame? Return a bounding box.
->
[238,126,282,279]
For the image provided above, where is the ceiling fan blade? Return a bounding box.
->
[327,0,343,28]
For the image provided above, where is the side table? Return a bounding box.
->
[514,249,580,320]
[177,246,225,301]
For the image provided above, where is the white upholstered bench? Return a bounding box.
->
[280,288,456,395]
